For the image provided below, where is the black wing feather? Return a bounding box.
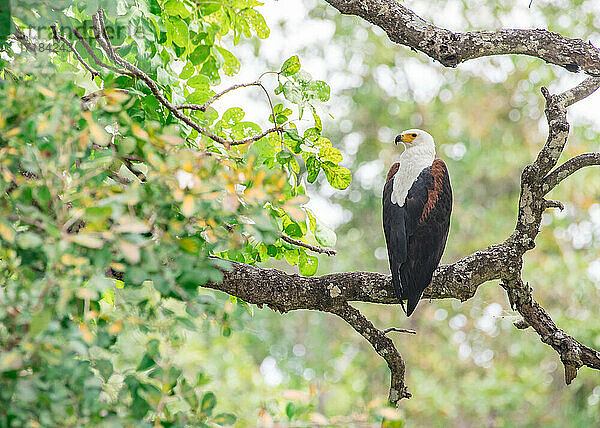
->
[382,178,407,306]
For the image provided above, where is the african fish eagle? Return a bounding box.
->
[382,129,452,316]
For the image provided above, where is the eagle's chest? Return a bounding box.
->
[390,156,433,206]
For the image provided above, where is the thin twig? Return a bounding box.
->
[50,25,99,78]
[7,214,47,230]
[383,327,417,335]
[281,234,337,256]
[11,20,37,53]
[176,82,262,112]
[72,27,134,76]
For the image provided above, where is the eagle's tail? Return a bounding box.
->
[391,271,407,315]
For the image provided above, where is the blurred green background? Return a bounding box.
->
[202,0,600,425]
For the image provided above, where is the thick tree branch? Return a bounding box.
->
[323,0,600,75]
[502,276,600,383]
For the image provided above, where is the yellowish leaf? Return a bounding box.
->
[119,239,141,263]
[39,87,56,97]
[182,194,194,217]
[70,234,104,249]
[223,193,239,212]
[0,220,15,243]
[79,323,94,343]
[6,127,20,137]
[61,253,87,266]
[113,217,150,233]
[108,319,123,334]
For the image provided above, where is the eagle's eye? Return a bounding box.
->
[411,133,417,138]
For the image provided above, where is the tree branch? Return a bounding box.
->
[81,8,282,149]
[543,152,600,192]
[280,234,337,256]
[328,303,411,403]
[323,0,600,75]
[50,25,99,79]
[175,82,262,112]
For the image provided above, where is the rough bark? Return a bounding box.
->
[323,0,600,75]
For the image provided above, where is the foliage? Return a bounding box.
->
[0,0,348,425]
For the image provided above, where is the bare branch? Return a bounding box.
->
[11,20,36,53]
[555,77,600,107]
[50,25,99,79]
[280,234,337,256]
[327,303,411,404]
[503,277,600,384]
[323,0,600,75]
[383,327,417,335]
[175,82,262,112]
[543,153,600,192]
[71,28,134,77]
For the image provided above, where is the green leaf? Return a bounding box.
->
[286,401,296,420]
[190,45,211,65]
[304,127,320,142]
[319,144,343,163]
[16,232,43,249]
[164,0,191,18]
[188,74,210,90]
[142,94,161,119]
[214,413,237,425]
[282,81,302,104]
[201,391,217,415]
[0,0,11,49]
[95,359,113,381]
[299,252,318,276]
[215,46,240,76]
[308,80,330,102]
[314,222,336,247]
[34,185,51,207]
[284,248,300,266]
[281,55,301,76]
[168,17,189,48]
[187,90,210,104]
[306,156,321,183]
[321,162,351,190]
[180,61,195,79]
[30,307,52,337]
[136,353,156,371]
[222,107,245,127]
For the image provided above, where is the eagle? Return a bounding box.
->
[382,129,452,316]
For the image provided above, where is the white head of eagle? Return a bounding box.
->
[382,129,453,316]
